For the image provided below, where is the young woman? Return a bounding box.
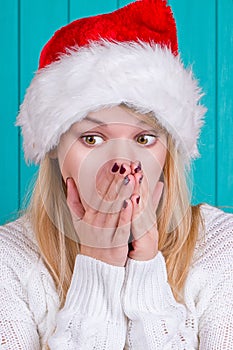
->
[0,1,232,349]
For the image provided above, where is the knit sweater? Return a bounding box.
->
[0,204,232,349]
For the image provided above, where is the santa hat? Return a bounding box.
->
[16,0,206,164]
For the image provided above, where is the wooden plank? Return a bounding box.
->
[19,0,68,209]
[19,0,118,211]
[217,0,233,213]
[15,0,222,215]
[169,0,217,205]
[118,0,132,7]
[0,0,19,224]
[70,0,118,21]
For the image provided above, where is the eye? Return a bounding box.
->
[136,134,158,146]
[81,135,104,146]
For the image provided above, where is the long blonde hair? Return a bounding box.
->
[28,107,203,309]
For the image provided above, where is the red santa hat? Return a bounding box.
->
[16,0,206,164]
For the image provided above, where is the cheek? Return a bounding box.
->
[155,144,167,169]
[141,143,167,192]
[58,145,82,181]
[152,139,167,175]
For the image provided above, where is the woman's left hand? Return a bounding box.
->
[128,162,164,261]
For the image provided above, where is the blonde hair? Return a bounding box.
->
[28,106,203,312]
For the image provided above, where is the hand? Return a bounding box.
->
[66,161,135,266]
[128,162,164,261]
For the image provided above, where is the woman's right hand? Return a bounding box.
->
[66,162,136,266]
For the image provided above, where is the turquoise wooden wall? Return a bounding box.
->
[0,0,232,224]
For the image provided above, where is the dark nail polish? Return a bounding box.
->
[159,173,164,183]
[134,161,142,173]
[128,242,134,252]
[111,162,119,173]
[123,200,128,209]
[139,175,143,184]
[136,196,140,204]
[123,175,130,185]
[119,164,126,174]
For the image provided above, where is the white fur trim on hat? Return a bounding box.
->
[16,41,206,164]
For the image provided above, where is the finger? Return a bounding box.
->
[112,199,133,247]
[130,193,157,241]
[115,161,138,201]
[130,193,142,224]
[80,199,133,249]
[128,221,158,261]
[90,172,135,234]
[129,193,158,260]
[130,166,145,223]
[117,199,133,227]
[131,160,142,175]
[94,161,131,209]
[103,162,132,201]
[85,161,120,215]
[98,173,135,214]
[86,172,135,231]
[132,171,143,197]
[94,161,119,202]
[152,181,164,212]
[118,162,131,176]
[66,177,85,219]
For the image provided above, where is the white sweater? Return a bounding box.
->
[0,204,232,349]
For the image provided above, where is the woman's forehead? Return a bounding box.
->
[76,105,161,130]
[67,106,168,137]
[76,106,167,135]
[83,106,146,126]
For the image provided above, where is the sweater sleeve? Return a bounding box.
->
[122,252,198,350]
[48,254,127,350]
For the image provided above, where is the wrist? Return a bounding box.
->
[80,244,128,267]
[62,254,125,321]
[123,252,181,316]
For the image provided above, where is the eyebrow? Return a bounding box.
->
[85,116,109,126]
[85,116,152,127]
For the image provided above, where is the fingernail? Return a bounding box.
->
[139,175,143,184]
[123,175,130,185]
[136,196,140,204]
[66,177,71,186]
[159,173,164,183]
[134,161,142,173]
[123,200,128,209]
[128,242,134,251]
[111,162,119,173]
[119,164,126,174]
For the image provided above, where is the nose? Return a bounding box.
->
[104,138,139,164]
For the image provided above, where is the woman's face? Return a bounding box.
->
[57,106,167,209]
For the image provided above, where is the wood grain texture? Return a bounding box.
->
[0,0,19,223]
[19,0,68,211]
[217,0,233,212]
[169,0,217,206]
[0,1,232,224]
